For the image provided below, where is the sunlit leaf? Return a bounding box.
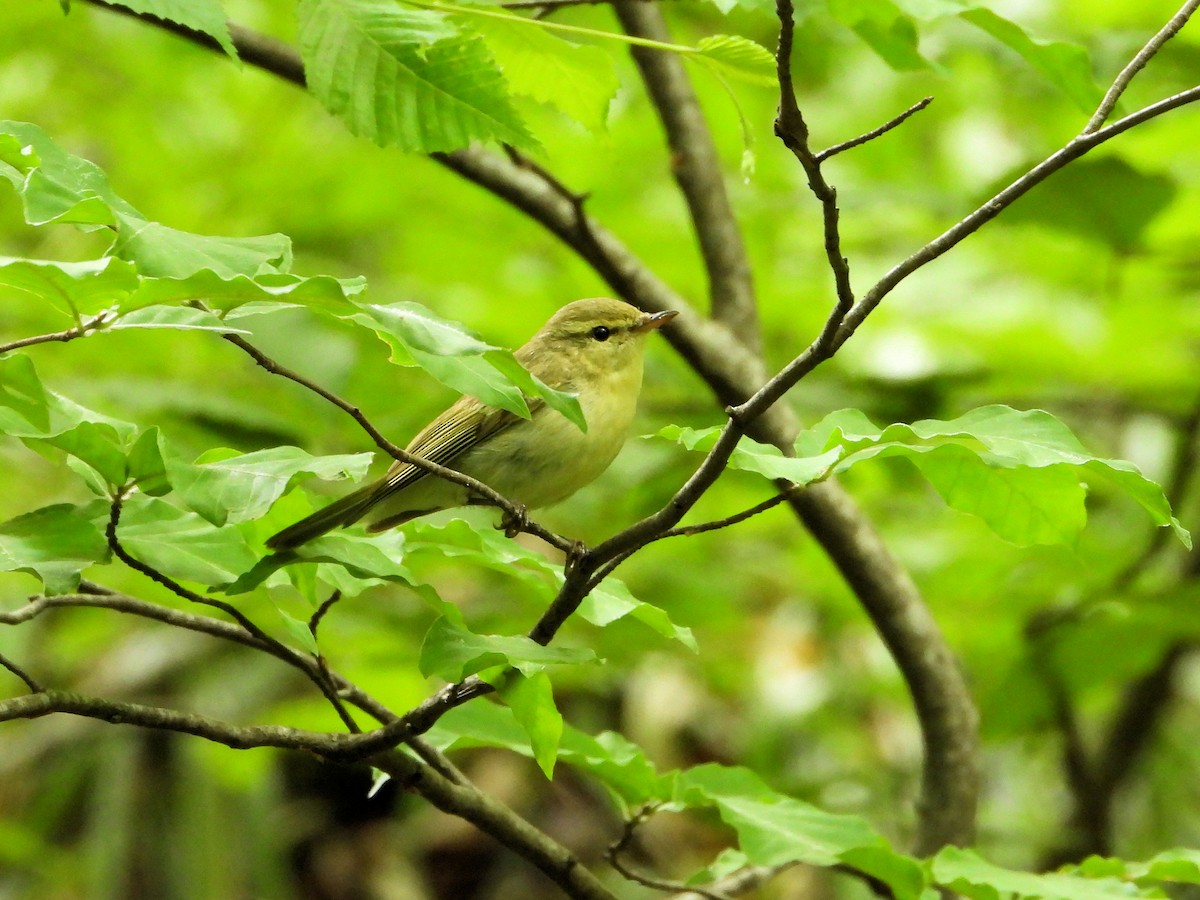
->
[297,0,536,153]
[0,504,108,594]
[0,256,137,320]
[675,764,927,898]
[418,608,597,680]
[116,496,259,586]
[479,15,619,131]
[498,670,563,778]
[100,0,238,59]
[933,846,1138,899]
[171,445,373,526]
[694,35,778,87]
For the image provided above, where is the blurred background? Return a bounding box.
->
[2,0,1199,896]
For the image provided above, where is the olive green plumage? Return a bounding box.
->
[267,298,676,551]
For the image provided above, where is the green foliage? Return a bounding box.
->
[661,405,1190,547]
[3,1,1200,898]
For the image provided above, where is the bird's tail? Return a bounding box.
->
[266,483,379,551]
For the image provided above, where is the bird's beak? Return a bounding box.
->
[634,309,679,333]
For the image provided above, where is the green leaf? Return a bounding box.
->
[222,529,415,596]
[478,15,619,131]
[0,121,133,228]
[127,427,172,496]
[675,764,927,898]
[418,610,597,681]
[0,355,135,444]
[100,0,238,59]
[933,846,1139,899]
[579,578,697,652]
[0,504,108,594]
[1127,848,1200,885]
[171,446,373,526]
[427,702,666,808]
[28,421,131,493]
[694,35,778,87]
[133,270,368,315]
[297,0,537,153]
[347,302,582,425]
[270,604,321,655]
[828,0,929,71]
[656,424,842,485]
[110,216,293,279]
[103,304,250,333]
[0,256,138,320]
[498,670,563,778]
[405,519,696,649]
[115,497,259,586]
[958,7,1101,112]
[352,301,497,357]
[0,122,293,279]
[484,352,585,431]
[816,406,1188,546]
[913,444,1088,545]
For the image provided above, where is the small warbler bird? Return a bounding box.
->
[267,298,677,550]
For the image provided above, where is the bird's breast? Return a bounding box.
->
[457,363,642,509]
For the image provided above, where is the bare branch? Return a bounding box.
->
[0,689,615,900]
[837,83,1200,353]
[0,652,43,693]
[658,487,796,539]
[773,0,855,319]
[221,332,577,555]
[104,492,368,732]
[606,806,733,900]
[815,96,934,163]
[1084,0,1200,133]
[0,313,110,355]
[614,0,760,350]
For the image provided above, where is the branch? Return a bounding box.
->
[815,96,934,163]
[222,332,576,555]
[0,313,111,355]
[836,83,1200,352]
[1084,0,1200,133]
[773,0,855,318]
[0,689,615,900]
[0,652,42,693]
[104,493,364,732]
[607,807,732,900]
[613,0,760,350]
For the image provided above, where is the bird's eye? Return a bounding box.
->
[591,325,611,342]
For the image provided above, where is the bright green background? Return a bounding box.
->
[2,0,1200,897]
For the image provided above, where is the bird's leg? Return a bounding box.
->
[499,504,529,538]
[563,541,589,574]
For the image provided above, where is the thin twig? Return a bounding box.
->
[0,652,43,693]
[309,590,344,636]
[104,489,362,732]
[0,313,111,355]
[221,332,577,555]
[0,689,617,899]
[836,83,1200,353]
[773,0,855,320]
[1084,0,1200,133]
[606,806,732,900]
[815,96,934,163]
[658,486,798,540]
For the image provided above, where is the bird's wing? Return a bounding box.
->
[366,393,531,504]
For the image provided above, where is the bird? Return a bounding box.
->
[266,298,678,550]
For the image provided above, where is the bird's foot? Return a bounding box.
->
[499,504,529,538]
[563,540,589,574]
